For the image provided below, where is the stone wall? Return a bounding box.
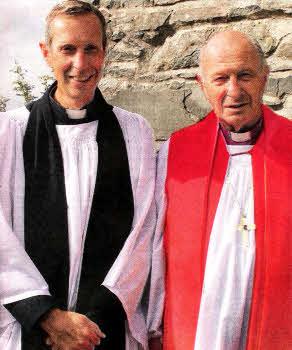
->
[96,0,292,143]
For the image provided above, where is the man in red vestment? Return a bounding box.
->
[148,30,292,350]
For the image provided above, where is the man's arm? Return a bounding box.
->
[4,295,57,332]
[85,284,126,322]
[0,113,104,350]
[147,139,170,348]
[0,112,56,347]
[96,110,156,349]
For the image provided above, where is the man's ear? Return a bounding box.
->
[263,65,269,84]
[196,74,204,90]
[196,73,211,103]
[260,65,269,96]
[39,42,51,67]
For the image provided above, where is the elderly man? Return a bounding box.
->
[148,30,292,350]
[0,1,155,350]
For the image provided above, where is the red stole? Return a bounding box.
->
[163,105,292,349]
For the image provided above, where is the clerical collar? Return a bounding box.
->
[48,85,94,124]
[66,109,87,119]
[220,117,263,145]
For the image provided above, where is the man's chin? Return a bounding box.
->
[68,82,97,98]
[219,114,250,132]
[68,77,97,89]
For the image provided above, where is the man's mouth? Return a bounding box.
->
[69,73,96,83]
[225,103,248,109]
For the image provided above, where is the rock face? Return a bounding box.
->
[96,0,292,142]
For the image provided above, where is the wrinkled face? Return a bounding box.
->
[198,33,268,132]
[40,13,105,109]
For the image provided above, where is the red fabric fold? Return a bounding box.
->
[163,105,292,349]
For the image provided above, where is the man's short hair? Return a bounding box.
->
[45,0,107,49]
[246,36,267,71]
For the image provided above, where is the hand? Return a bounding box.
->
[40,308,106,350]
[149,337,162,350]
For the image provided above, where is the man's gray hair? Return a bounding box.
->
[248,36,267,70]
[45,0,107,49]
[198,31,268,80]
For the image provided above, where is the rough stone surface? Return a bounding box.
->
[278,76,292,96]
[97,1,292,142]
[154,0,183,5]
[265,77,278,95]
[263,94,282,107]
[100,0,152,8]
[107,41,145,61]
[102,85,195,140]
[149,30,206,71]
[274,34,292,60]
[183,84,211,119]
[284,94,292,108]
[261,0,292,12]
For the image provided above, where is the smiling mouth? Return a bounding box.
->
[69,73,96,83]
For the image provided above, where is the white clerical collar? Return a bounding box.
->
[66,108,87,119]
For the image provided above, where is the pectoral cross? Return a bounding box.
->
[237,216,256,246]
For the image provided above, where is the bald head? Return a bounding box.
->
[199,31,266,79]
[197,30,269,132]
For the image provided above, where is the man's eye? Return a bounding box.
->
[84,45,97,53]
[239,73,251,80]
[61,46,75,53]
[214,76,227,83]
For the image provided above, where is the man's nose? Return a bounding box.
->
[226,77,242,97]
[72,51,88,70]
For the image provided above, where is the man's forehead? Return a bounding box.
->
[204,49,258,68]
[204,36,256,60]
[49,13,103,44]
[201,33,261,74]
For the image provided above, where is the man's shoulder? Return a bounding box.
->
[113,106,149,123]
[171,112,214,141]
[263,105,292,137]
[171,122,199,138]
[263,105,292,125]
[113,106,152,134]
[0,106,30,123]
[112,107,155,169]
[0,106,29,145]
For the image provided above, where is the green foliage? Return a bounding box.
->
[11,62,36,104]
[39,74,54,94]
[0,96,9,112]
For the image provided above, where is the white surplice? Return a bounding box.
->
[148,140,256,349]
[0,106,156,350]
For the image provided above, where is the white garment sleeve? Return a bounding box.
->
[147,139,170,338]
[0,112,50,328]
[102,109,156,350]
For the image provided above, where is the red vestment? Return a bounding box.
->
[163,105,292,349]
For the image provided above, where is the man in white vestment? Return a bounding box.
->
[148,31,292,350]
[0,1,155,350]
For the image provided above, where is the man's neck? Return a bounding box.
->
[53,88,94,110]
[220,117,263,145]
[49,90,87,120]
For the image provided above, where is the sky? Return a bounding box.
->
[0,1,60,110]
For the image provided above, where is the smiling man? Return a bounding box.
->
[0,1,155,350]
[148,31,292,350]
